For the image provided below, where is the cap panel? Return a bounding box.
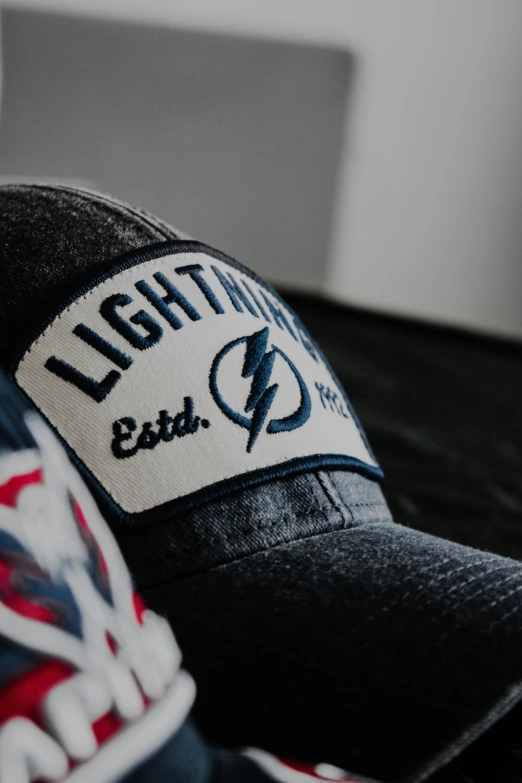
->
[0,184,180,360]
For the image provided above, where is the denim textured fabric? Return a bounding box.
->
[0,184,184,361]
[2,185,522,783]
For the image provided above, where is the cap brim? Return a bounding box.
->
[142,517,522,783]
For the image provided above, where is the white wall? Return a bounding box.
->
[7,0,522,338]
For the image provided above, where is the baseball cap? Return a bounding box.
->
[1,184,522,783]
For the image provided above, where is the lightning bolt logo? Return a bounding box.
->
[210,327,311,453]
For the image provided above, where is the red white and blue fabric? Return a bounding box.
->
[0,404,194,783]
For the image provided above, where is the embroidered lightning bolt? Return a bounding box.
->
[242,327,280,453]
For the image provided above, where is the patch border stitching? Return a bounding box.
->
[11,240,383,526]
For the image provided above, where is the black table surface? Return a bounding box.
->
[282,290,522,561]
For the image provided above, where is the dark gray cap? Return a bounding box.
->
[1,184,522,783]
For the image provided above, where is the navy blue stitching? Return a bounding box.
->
[211,265,259,317]
[11,238,380,467]
[266,346,311,434]
[10,239,383,526]
[44,357,121,403]
[209,328,311,453]
[135,272,201,329]
[175,263,225,315]
[100,293,163,350]
[259,290,298,341]
[292,315,318,362]
[73,323,133,370]
[12,363,383,527]
[241,280,271,322]
[111,397,207,460]
[111,417,139,458]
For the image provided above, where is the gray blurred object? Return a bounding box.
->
[0,7,353,287]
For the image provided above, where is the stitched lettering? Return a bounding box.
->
[259,291,297,340]
[175,264,225,314]
[73,324,133,370]
[100,294,163,350]
[292,316,318,362]
[40,257,320,410]
[111,417,139,458]
[241,281,271,323]
[45,357,121,403]
[211,266,258,317]
[135,273,201,330]
[111,397,210,459]
[315,382,348,418]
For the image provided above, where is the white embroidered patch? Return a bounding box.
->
[15,244,380,520]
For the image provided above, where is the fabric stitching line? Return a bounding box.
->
[136,508,336,563]
[140,522,426,588]
[41,184,174,242]
[395,562,522,649]
[141,524,373,588]
[26,184,170,243]
[123,208,180,241]
[384,557,514,617]
[435,561,516,624]
[350,553,500,635]
[165,527,463,584]
[206,509,332,546]
[475,571,522,612]
[437,560,512,603]
[448,563,522,615]
[491,587,522,628]
[434,569,522,647]
[354,559,522,652]
[305,471,330,509]
[344,501,390,509]
[126,502,390,569]
[330,471,368,511]
[316,471,353,527]
[103,200,177,241]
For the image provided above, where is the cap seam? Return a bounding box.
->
[54,185,175,241]
[123,501,392,576]
[56,185,180,241]
[137,520,392,589]
[0,183,174,243]
[153,508,334,557]
[125,501,390,566]
[316,471,354,527]
[304,471,330,509]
